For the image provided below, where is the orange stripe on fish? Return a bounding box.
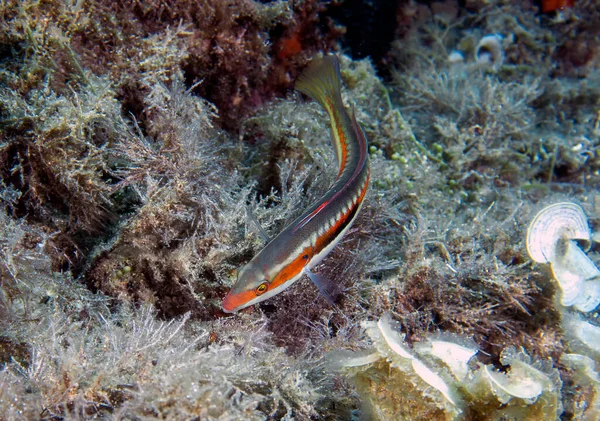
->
[222,55,370,313]
[336,123,348,174]
[269,246,312,291]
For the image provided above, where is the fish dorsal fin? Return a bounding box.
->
[292,199,330,233]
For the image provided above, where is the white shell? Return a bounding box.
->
[565,313,600,353]
[561,353,600,383]
[411,358,458,405]
[483,365,544,402]
[483,347,554,404]
[416,336,478,381]
[577,281,600,312]
[475,34,504,67]
[377,313,414,359]
[526,202,591,264]
[448,50,465,64]
[551,239,600,311]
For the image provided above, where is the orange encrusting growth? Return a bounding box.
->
[541,0,574,12]
[277,28,304,61]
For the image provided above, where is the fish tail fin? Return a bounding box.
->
[295,54,343,111]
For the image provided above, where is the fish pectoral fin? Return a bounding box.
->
[306,269,339,307]
[246,205,271,243]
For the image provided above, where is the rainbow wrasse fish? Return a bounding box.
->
[222,55,370,313]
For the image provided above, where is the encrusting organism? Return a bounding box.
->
[222,54,370,313]
[526,202,600,312]
[332,313,563,420]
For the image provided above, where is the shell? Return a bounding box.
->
[374,314,460,407]
[561,354,600,386]
[339,315,563,419]
[564,313,600,353]
[411,358,458,406]
[551,239,600,310]
[526,203,599,311]
[483,347,557,404]
[377,313,414,359]
[483,365,544,402]
[576,281,600,312]
[415,335,478,381]
[475,34,504,67]
[448,50,465,65]
[526,202,591,264]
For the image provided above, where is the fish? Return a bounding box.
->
[222,54,370,313]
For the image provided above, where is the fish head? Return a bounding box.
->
[222,258,272,313]
[221,243,308,313]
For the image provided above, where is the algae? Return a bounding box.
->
[2,0,600,419]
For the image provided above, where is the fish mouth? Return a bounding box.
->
[221,293,237,313]
[222,289,256,313]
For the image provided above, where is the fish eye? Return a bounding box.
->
[255,282,268,295]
